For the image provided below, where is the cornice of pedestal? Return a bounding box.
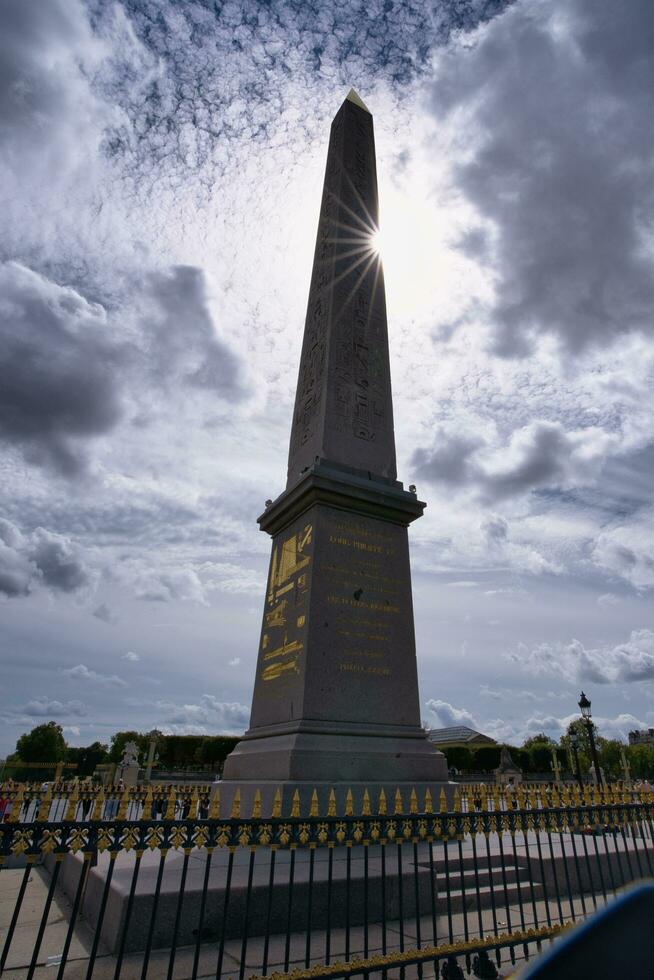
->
[257,459,425,536]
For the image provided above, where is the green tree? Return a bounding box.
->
[443,746,473,771]
[598,739,623,781]
[627,744,654,779]
[521,734,558,773]
[15,722,67,763]
[197,736,239,770]
[472,746,502,771]
[66,742,109,777]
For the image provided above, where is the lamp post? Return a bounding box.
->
[569,731,583,790]
[579,692,603,786]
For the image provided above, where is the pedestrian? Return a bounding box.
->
[441,955,464,979]
[472,949,499,979]
[198,794,209,819]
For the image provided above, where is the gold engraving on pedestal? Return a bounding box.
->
[339,662,391,677]
[263,637,304,662]
[260,523,312,684]
[265,599,287,628]
[267,525,312,603]
[262,659,300,682]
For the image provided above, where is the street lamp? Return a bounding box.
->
[578,692,603,786]
[569,731,583,790]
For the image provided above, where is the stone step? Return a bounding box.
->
[433,879,545,915]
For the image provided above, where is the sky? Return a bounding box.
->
[1,0,654,757]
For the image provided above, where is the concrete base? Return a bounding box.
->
[51,831,650,957]
[54,838,528,956]
[223,723,448,784]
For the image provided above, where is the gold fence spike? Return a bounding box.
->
[8,787,24,823]
[409,789,418,814]
[252,790,262,819]
[291,790,300,818]
[310,790,319,817]
[393,789,403,815]
[424,788,433,814]
[231,789,241,819]
[38,785,53,823]
[165,787,177,820]
[439,788,447,813]
[326,789,336,817]
[142,787,153,820]
[378,788,387,815]
[64,786,79,822]
[272,788,282,818]
[209,789,221,820]
[345,789,354,816]
[362,789,371,816]
[453,789,461,813]
[91,789,104,821]
[117,787,130,821]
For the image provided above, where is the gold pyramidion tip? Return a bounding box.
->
[345,88,371,113]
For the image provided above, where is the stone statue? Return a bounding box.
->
[121,741,140,767]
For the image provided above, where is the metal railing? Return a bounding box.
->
[1,783,653,979]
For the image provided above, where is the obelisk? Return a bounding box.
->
[222,90,447,807]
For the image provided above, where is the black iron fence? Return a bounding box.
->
[1,785,653,979]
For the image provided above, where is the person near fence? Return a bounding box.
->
[472,949,499,979]
[441,955,465,978]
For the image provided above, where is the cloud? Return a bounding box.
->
[122,651,140,662]
[0,518,91,598]
[141,266,249,400]
[228,658,241,667]
[413,420,614,502]
[425,698,477,729]
[0,262,123,476]
[157,695,249,734]
[506,629,654,686]
[93,603,117,624]
[23,697,87,718]
[427,0,654,356]
[592,526,654,589]
[133,566,209,604]
[63,663,127,688]
[483,515,508,547]
[0,0,118,192]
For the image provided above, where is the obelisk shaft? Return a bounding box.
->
[222,92,447,793]
[288,93,396,486]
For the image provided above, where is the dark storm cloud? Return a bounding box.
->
[0,261,249,479]
[411,430,482,486]
[143,266,248,398]
[428,0,654,355]
[0,262,123,476]
[412,420,609,502]
[0,518,92,598]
